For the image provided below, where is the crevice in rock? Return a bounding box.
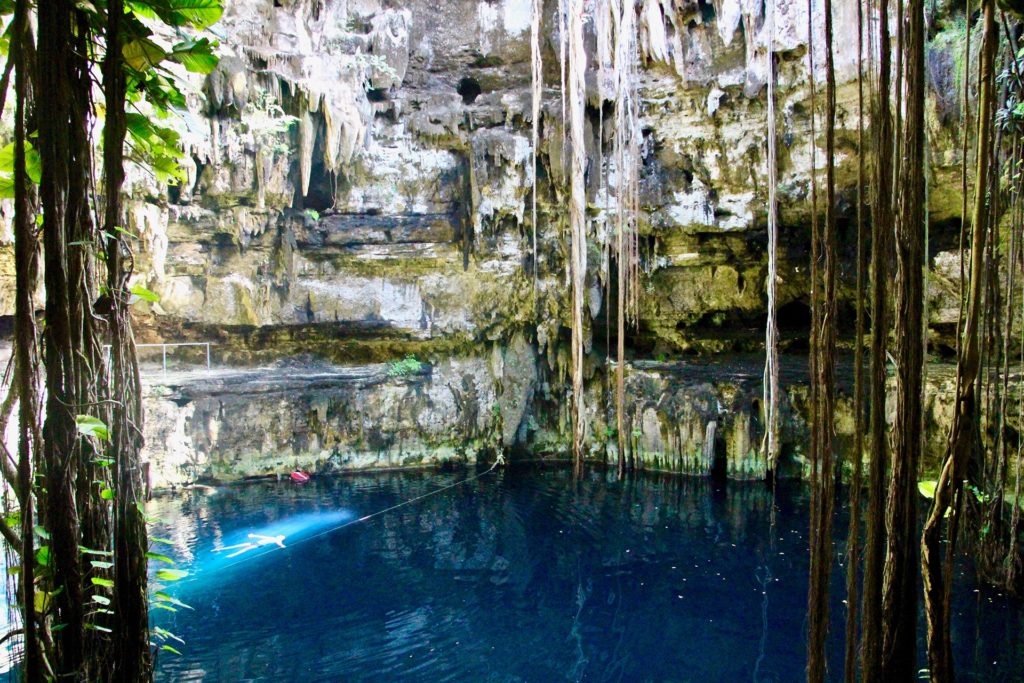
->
[456,77,482,105]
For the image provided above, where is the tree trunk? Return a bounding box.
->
[12,0,41,675]
[103,1,152,679]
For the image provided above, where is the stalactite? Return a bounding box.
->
[921,1,999,680]
[568,0,587,475]
[612,0,641,477]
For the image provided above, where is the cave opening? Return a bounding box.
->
[456,77,482,105]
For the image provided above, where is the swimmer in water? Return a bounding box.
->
[216,533,286,558]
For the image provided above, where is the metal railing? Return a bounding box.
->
[106,342,214,372]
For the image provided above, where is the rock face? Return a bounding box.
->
[0,1,977,482]
[142,353,971,487]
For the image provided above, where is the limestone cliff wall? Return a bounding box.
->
[0,0,978,481]
[31,0,966,352]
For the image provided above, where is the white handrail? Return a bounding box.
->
[104,342,213,371]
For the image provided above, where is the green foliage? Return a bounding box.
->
[127,0,223,30]
[155,567,187,582]
[114,0,224,185]
[75,415,111,441]
[122,35,218,74]
[303,208,321,222]
[0,140,42,199]
[125,112,188,184]
[129,283,161,303]
[386,355,423,377]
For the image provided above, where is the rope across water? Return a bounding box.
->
[171,461,502,582]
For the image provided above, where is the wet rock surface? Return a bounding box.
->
[141,353,969,488]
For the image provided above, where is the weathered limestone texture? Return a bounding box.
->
[0,1,978,480]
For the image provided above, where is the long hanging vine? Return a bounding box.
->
[921,1,999,680]
[531,0,543,289]
[806,0,839,676]
[568,0,588,476]
[0,2,220,675]
[763,0,780,475]
[103,0,152,677]
[861,0,895,674]
[37,1,100,672]
[881,0,926,677]
[842,0,867,677]
[612,0,641,477]
[11,0,41,676]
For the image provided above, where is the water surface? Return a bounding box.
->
[150,466,1024,682]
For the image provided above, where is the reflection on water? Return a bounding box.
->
[149,466,1024,682]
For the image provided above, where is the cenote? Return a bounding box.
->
[8,0,1024,680]
[149,467,1024,682]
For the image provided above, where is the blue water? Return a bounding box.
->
[149,467,1024,682]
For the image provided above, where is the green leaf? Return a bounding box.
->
[169,37,219,74]
[129,284,160,303]
[79,546,113,557]
[153,626,185,644]
[33,525,49,541]
[154,591,193,610]
[146,552,175,565]
[75,415,110,441]
[0,174,13,200]
[123,38,167,71]
[35,546,50,567]
[100,487,114,501]
[151,602,177,613]
[160,645,183,656]
[126,0,160,20]
[91,594,111,606]
[114,226,140,239]
[85,623,112,633]
[150,537,175,546]
[917,480,937,499]
[91,577,114,589]
[90,560,114,570]
[155,568,188,582]
[163,0,223,29]
[0,141,43,184]
[34,589,52,614]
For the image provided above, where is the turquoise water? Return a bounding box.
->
[149,467,1024,681]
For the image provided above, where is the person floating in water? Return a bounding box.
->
[215,533,287,558]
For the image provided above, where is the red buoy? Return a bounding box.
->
[290,470,310,483]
